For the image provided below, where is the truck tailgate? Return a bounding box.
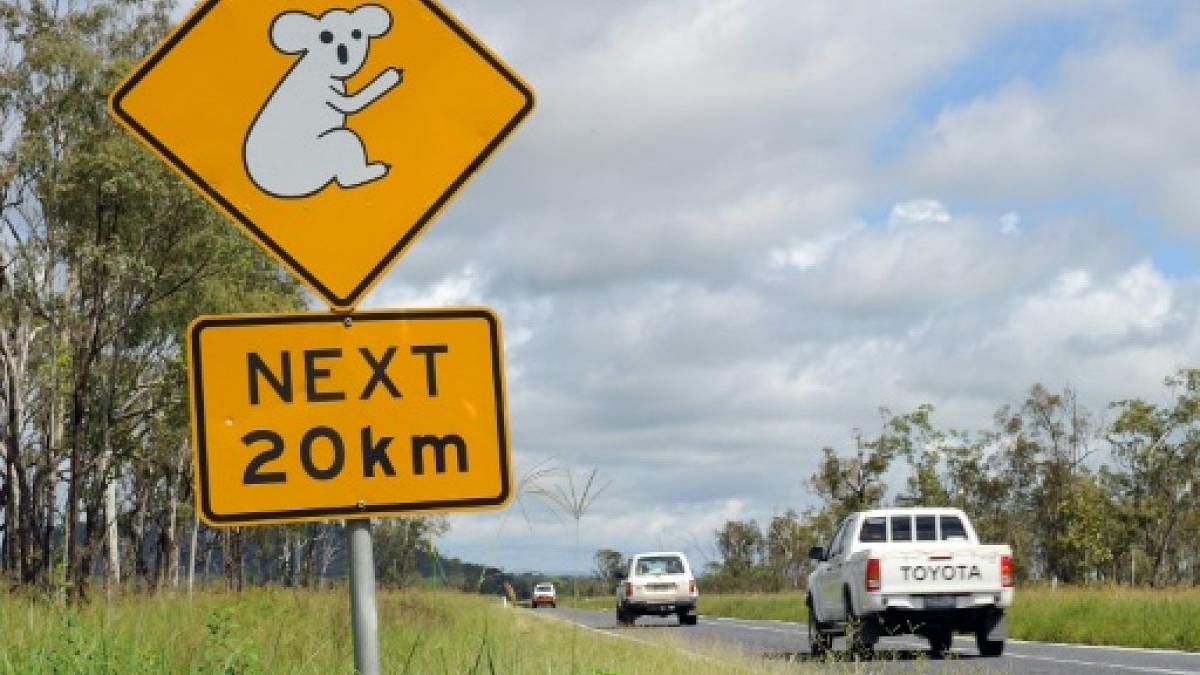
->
[877,544,1009,595]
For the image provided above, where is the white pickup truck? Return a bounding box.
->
[615,552,699,626]
[806,507,1012,658]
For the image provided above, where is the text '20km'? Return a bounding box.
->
[242,345,468,485]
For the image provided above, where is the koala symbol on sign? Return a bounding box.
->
[244,4,403,198]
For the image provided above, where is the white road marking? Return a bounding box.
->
[703,617,799,636]
[1004,653,1199,674]
[1007,639,1200,658]
[884,639,1199,673]
[523,610,718,665]
[711,616,1200,661]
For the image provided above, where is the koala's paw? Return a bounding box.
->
[382,67,404,89]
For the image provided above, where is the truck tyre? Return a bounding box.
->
[927,627,953,657]
[678,611,698,626]
[806,595,831,658]
[976,634,1004,657]
[976,609,1006,656]
[616,607,634,627]
[843,590,875,660]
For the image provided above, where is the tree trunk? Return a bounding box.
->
[167,497,180,589]
[187,514,199,597]
[130,486,149,583]
[1150,504,1184,587]
[102,453,120,597]
[224,528,244,592]
[65,450,78,596]
[301,523,319,588]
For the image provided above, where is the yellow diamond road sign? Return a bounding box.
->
[187,309,511,525]
[110,0,534,308]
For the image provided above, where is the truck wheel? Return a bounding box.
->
[843,591,875,660]
[927,628,953,657]
[976,634,1004,657]
[678,611,698,626]
[806,596,830,658]
[976,609,1006,656]
[616,608,634,627]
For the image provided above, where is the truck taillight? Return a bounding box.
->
[1000,555,1013,588]
[624,582,633,598]
[689,579,696,594]
[866,557,881,592]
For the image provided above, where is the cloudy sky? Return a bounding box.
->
[187,0,1200,572]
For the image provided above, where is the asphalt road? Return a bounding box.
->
[534,606,1200,674]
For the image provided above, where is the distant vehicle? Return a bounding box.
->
[806,507,1012,658]
[531,582,556,608]
[616,552,698,626]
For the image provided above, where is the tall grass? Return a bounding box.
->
[0,587,822,674]
[1010,585,1200,650]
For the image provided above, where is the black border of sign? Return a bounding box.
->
[189,309,510,525]
[111,0,535,309]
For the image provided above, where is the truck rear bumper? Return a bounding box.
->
[869,606,1006,638]
[620,599,697,616]
[862,590,1013,614]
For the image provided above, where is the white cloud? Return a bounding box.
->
[331,2,1200,572]
[899,30,1200,231]
[888,199,952,229]
[366,266,484,308]
[999,212,1021,236]
[999,261,1177,351]
[768,222,864,271]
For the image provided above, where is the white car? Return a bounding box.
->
[806,507,1012,658]
[531,582,556,608]
[616,552,698,626]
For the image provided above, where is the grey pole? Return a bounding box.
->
[347,518,381,675]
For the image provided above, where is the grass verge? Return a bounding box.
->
[1009,585,1200,650]
[0,587,829,674]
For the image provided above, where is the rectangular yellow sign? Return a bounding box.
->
[187,309,511,526]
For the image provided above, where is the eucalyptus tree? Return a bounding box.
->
[1108,369,1200,586]
[0,0,304,598]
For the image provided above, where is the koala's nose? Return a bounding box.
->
[337,44,348,65]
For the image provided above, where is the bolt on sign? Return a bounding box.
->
[187,310,511,525]
[109,0,534,309]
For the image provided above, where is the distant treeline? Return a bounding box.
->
[679,376,1200,592]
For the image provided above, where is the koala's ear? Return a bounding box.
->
[353,4,392,38]
[270,11,318,54]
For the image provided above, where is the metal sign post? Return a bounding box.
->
[347,518,380,675]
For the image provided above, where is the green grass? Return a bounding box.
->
[12,584,1190,673]
[0,587,827,674]
[567,586,1200,651]
[1009,585,1200,650]
[696,592,808,622]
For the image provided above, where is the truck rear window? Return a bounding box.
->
[891,515,912,541]
[636,556,685,574]
[940,515,967,540]
[859,517,887,542]
[915,515,937,541]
